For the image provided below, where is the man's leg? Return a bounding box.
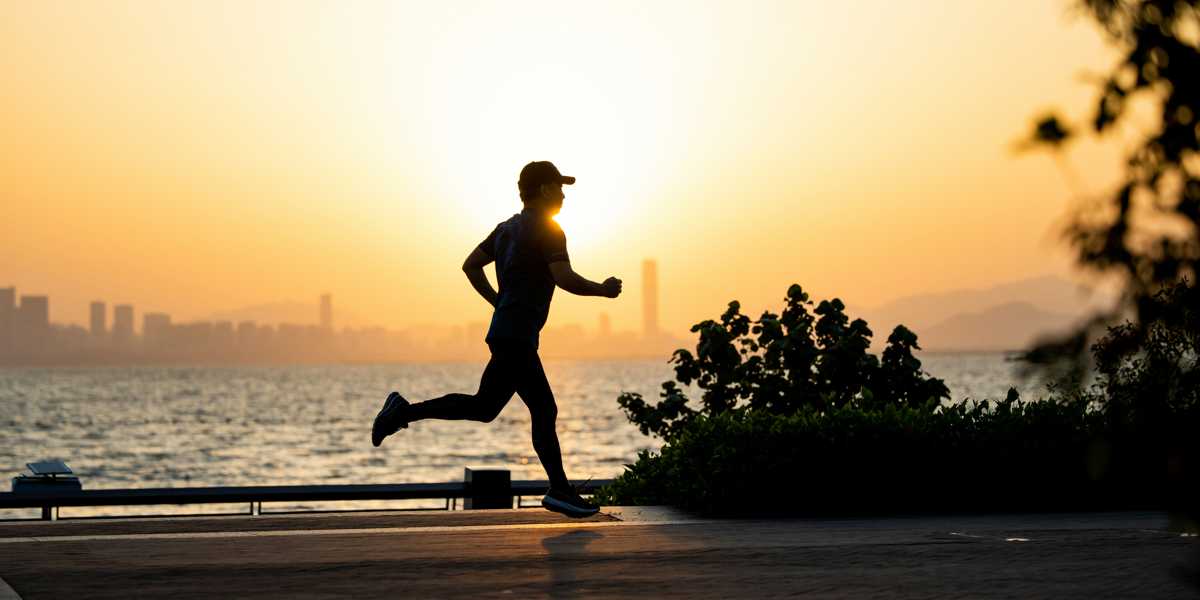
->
[514,349,570,491]
[405,350,518,423]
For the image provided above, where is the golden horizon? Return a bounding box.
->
[1,1,1125,339]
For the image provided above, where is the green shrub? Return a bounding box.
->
[602,281,1197,515]
[597,396,1173,516]
[617,284,949,442]
[1089,280,1199,425]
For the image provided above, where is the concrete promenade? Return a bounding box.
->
[0,508,1195,598]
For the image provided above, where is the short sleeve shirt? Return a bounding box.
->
[478,208,569,349]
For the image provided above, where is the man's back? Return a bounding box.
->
[479,208,569,349]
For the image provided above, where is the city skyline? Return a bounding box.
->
[4,263,680,339]
[0,268,1112,363]
[0,259,680,364]
[1,258,667,337]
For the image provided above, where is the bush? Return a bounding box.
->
[597,396,1172,516]
[1090,280,1199,426]
[617,284,949,442]
[601,282,1198,516]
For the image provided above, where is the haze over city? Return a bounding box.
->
[0,260,684,363]
[1,1,1128,346]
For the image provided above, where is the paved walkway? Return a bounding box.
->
[0,509,1195,598]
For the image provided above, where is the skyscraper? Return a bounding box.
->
[320,293,332,331]
[0,287,14,352]
[113,304,134,346]
[90,301,107,337]
[598,312,611,338]
[642,259,659,338]
[15,295,49,351]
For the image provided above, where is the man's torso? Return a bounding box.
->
[479,209,569,349]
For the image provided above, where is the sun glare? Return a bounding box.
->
[412,4,683,253]
[426,68,648,250]
[552,190,620,250]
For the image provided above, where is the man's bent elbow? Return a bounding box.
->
[548,261,574,287]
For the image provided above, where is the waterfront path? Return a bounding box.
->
[0,508,1195,598]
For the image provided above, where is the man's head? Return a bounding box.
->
[518,161,574,215]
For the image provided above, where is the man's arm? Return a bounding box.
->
[462,246,498,307]
[549,261,622,298]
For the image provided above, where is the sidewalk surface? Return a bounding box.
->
[0,508,1195,598]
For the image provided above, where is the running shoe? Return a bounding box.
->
[541,486,600,518]
[371,391,410,447]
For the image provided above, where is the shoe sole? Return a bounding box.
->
[371,392,407,447]
[541,496,600,519]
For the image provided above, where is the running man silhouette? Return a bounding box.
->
[371,161,622,518]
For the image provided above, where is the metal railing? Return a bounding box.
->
[0,478,613,521]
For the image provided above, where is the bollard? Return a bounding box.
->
[463,468,511,509]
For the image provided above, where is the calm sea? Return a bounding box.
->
[0,352,1046,514]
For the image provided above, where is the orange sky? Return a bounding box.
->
[1,1,1135,336]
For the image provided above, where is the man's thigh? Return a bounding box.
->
[474,347,522,408]
[512,350,555,413]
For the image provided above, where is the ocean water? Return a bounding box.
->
[0,352,1047,514]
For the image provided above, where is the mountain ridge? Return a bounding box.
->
[856,275,1114,352]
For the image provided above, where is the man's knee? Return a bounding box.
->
[468,402,505,423]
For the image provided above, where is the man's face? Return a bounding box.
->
[540,182,565,215]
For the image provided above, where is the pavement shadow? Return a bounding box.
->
[541,529,604,599]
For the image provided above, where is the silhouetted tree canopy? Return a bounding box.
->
[1021,0,1200,387]
[618,284,949,441]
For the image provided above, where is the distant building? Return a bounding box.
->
[213,321,234,353]
[15,295,50,351]
[56,324,89,353]
[254,323,275,348]
[320,293,333,331]
[17,295,49,327]
[236,321,257,348]
[90,301,107,337]
[176,322,213,354]
[113,304,134,346]
[0,287,14,352]
[277,323,306,351]
[143,313,172,348]
[642,259,659,338]
[598,312,611,338]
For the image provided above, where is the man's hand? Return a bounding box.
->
[601,277,623,298]
[549,262,623,298]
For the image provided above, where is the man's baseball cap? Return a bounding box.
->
[519,161,575,193]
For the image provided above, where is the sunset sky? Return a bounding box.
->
[1,1,1134,336]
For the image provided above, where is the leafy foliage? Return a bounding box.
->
[1090,279,1199,424]
[1017,6,1200,534]
[601,285,1197,518]
[596,394,1179,516]
[616,284,949,441]
[1019,0,1200,385]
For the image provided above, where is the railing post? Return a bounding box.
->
[463,468,511,510]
